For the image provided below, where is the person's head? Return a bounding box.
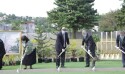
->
[82,29,92,37]
[120,31,125,36]
[61,27,67,34]
[21,35,29,43]
[61,27,66,31]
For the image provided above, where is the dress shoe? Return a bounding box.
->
[85,65,89,67]
[61,66,65,68]
[24,66,27,69]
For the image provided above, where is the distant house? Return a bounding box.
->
[21,21,35,33]
[0,15,7,21]
[0,23,12,31]
[0,17,3,21]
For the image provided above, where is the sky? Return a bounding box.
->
[0,0,123,17]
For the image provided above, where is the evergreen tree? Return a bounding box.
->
[48,0,98,38]
[34,17,51,58]
[99,10,120,31]
[116,0,125,30]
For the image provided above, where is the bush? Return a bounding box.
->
[44,58,52,63]
[38,58,43,63]
[79,57,84,62]
[71,57,77,62]
[92,33,100,43]
[65,58,70,62]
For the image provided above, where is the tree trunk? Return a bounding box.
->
[72,50,76,58]
[72,28,77,39]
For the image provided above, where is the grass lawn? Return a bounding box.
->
[2,60,125,74]
[3,60,123,70]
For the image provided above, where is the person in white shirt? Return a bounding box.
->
[55,27,70,68]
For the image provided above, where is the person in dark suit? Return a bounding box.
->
[21,35,36,69]
[55,27,70,68]
[0,39,6,70]
[116,31,125,68]
[82,30,96,67]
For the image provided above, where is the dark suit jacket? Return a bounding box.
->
[0,39,6,59]
[55,31,69,52]
[116,35,125,51]
[82,35,96,51]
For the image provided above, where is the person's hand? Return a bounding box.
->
[21,56,24,60]
[62,49,65,52]
[88,50,91,54]
[81,45,84,48]
[115,46,119,49]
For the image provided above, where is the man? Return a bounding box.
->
[55,27,70,68]
[116,31,125,68]
[81,30,96,68]
[0,39,6,70]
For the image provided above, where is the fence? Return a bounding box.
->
[97,31,121,60]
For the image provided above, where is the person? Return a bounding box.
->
[81,30,97,68]
[55,27,70,68]
[21,35,36,69]
[0,39,6,70]
[116,31,125,68]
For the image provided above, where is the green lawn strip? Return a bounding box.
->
[96,60,122,68]
[64,60,122,68]
[3,60,122,70]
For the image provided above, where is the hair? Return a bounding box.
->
[21,35,29,43]
[82,29,92,37]
[61,27,66,31]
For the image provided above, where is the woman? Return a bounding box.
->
[21,35,36,69]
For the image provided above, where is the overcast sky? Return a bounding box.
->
[0,0,123,17]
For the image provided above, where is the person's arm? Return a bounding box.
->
[0,40,6,59]
[121,37,125,49]
[82,37,85,46]
[66,32,70,45]
[24,41,34,55]
[116,35,120,47]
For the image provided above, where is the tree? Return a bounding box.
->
[99,10,120,31]
[34,17,51,58]
[116,0,125,30]
[0,12,6,17]
[48,0,98,38]
[0,13,34,30]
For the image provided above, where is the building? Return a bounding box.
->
[0,23,12,31]
[21,21,35,33]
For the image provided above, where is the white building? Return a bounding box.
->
[0,23,12,31]
[21,21,36,33]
